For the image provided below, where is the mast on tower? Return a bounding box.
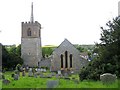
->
[30,2,34,23]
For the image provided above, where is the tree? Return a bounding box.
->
[76,45,84,52]
[2,44,23,70]
[79,16,120,81]
[42,47,54,58]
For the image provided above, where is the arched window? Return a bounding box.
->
[65,51,68,68]
[70,54,72,68]
[60,54,63,68]
[27,28,31,36]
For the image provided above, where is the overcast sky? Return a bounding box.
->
[0,0,119,46]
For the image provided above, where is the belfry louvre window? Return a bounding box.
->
[27,28,31,36]
[61,54,63,68]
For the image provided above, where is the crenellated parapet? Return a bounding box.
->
[21,21,41,27]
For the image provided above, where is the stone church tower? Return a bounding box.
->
[21,2,42,67]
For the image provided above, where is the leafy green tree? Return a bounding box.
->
[42,47,53,58]
[2,44,23,70]
[76,45,84,52]
[79,16,120,81]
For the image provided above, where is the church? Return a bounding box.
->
[21,3,89,73]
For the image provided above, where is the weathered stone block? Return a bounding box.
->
[47,80,59,88]
[100,73,117,84]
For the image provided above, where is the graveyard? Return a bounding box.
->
[1,1,120,89]
[0,69,118,88]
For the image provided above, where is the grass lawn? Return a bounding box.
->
[2,71,119,88]
[0,80,2,89]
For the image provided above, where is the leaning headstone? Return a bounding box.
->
[47,80,59,88]
[2,79,10,85]
[14,74,19,80]
[100,73,117,84]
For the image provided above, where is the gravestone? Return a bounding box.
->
[35,68,38,72]
[47,74,52,78]
[25,66,29,72]
[56,74,59,79]
[40,73,44,78]
[40,68,44,72]
[22,71,25,76]
[14,74,19,80]
[28,68,33,77]
[14,70,20,76]
[37,68,41,75]
[71,71,74,74]
[47,80,59,88]
[20,67,23,72]
[34,73,37,78]
[73,79,79,84]
[51,72,55,76]
[100,73,117,84]
[58,70,61,75]
[64,73,68,78]
[32,68,36,75]
[43,69,46,72]
[2,79,10,85]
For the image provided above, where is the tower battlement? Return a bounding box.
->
[22,21,41,26]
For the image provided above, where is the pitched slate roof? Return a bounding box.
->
[53,38,80,54]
